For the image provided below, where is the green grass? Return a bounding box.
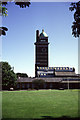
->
[2,90,79,119]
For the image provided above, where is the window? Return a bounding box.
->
[32,83,34,88]
[17,84,20,88]
[41,73,43,75]
[26,83,29,88]
[37,66,39,69]
[44,83,47,88]
[57,67,59,70]
[40,67,42,69]
[50,83,53,88]
[22,83,25,88]
[41,40,46,42]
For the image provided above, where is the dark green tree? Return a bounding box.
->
[69,1,80,37]
[2,62,17,90]
[32,79,45,90]
[16,73,28,78]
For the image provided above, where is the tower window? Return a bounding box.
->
[41,40,46,42]
[41,73,43,75]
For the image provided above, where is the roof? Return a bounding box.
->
[35,78,62,82]
[17,77,62,83]
[62,81,80,83]
[55,72,76,76]
[17,77,33,82]
[39,29,48,38]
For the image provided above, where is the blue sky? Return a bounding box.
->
[2,2,78,77]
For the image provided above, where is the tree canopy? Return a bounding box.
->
[69,1,80,38]
[0,1,31,36]
[2,61,17,90]
[16,73,28,78]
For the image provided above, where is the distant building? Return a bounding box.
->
[17,30,80,89]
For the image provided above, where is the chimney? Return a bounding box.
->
[36,30,39,42]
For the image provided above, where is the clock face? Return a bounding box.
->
[42,48,47,52]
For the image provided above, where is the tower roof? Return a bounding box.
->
[39,29,48,38]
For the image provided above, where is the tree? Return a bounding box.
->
[0,0,31,36]
[32,79,45,90]
[0,1,8,35]
[2,62,17,90]
[69,1,80,38]
[0,27,8,36]
[16,73,28,78]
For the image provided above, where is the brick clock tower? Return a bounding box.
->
[34,29,49,77]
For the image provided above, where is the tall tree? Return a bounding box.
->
[2,62,17,90]
[69,1,80,38]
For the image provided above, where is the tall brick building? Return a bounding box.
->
[34,30,76,78]
[34,29,49,77]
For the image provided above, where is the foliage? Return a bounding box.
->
[0,1,8,17]
[2,90,79,118]
[2,1,31,8]
[69,1,80,37]
[0,1,8,36]
[0,0,31,36]
[15,1,31,8]
[2,6,8,16]
[2,62,17,90]
[16,72,28,78]
[32,79,45,89]
[0,27,8,36]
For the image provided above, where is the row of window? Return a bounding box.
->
[37,56,47,58]
[36,45,48,47]
[37,60,47,62]
[37,67,73,71]
[36,62,47,65]
[40,40,46,42]
[63,79,80,81]
[40,73,54,76]
[37,53,48,55]
[17,83,53,89]
[17,83,30,88]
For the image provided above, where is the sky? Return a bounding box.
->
[2,2,78,77]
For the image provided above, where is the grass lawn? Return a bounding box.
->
[2,90,79,119]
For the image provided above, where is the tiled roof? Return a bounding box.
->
[35,78,62,82]
[17,77,62,83]
[17,76,80,83]
[55,72,76,76]
[17,77,33,82]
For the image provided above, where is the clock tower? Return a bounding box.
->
[34,29,49,77]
